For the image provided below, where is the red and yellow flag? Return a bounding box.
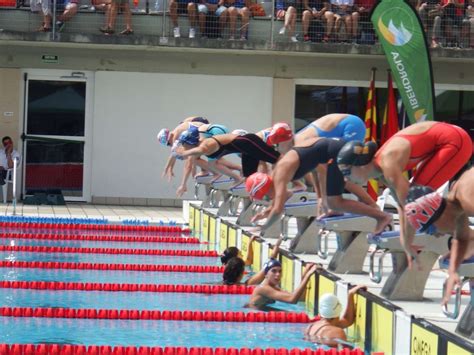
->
[381,71,399,145]
[365,68,378,201]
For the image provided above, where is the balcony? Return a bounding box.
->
[1,0,473,60]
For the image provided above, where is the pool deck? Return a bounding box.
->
[0,202,185,225]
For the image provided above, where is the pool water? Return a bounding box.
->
[0,317,315,349]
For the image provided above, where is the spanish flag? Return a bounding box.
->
[365,68,378,201]
[381,70,399,144]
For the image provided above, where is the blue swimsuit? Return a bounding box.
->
[307,114,366,143]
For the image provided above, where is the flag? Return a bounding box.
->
[365,68,378,201]
[371,0,436,123]
[381,71,399,145]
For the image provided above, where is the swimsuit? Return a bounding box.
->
[199,124,229,161]
[206,134,280,177]
[307,114,366,142]
[292,138,346,196]
[375,122,472,189]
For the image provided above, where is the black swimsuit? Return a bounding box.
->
[206,134,280,177]
[292,138,346,196]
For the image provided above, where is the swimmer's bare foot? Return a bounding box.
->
[195,171,211,178]
[231,178,245,189]
[373,213,393,235]
[291,181,307,192]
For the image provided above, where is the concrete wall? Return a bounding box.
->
[0,68,22,200]
[91,71,273,203]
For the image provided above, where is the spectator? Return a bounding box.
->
[276,0,299,42]
[441,0,465,46]
[417,0,444,47]
[100,0,133,35]
[198,0,229,38]
[353,0,376,44]
[304,285,367,348]
[33,0,78,32]
[227,0,251,40]
[461,0,474,47]
[301,0,330,42]
[329,0,358,42]
[169,0,198,38]
[0,137,20,186]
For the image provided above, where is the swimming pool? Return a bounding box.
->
[0,224,329,353]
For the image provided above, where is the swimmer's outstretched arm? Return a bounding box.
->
[257,264,318,304]
[443,214,471,305]
[163,155,177,181]
[336,285,366,328]
[176,157,196,197]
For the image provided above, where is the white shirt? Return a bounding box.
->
[0,148,21,169]
[331,0,354,5]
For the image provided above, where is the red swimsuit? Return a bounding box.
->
[375,122,472,189]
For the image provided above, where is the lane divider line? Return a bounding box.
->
[0,260,224,273]
[0,281,253,294]
[0,233,200,244]
[0,307,313,323]
[0,245,217,257]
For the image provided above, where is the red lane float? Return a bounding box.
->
[0,222,191,234]
[0,233,200,244]
[0,344,363,355]
[0,281,254,294]
[0,307,314,323]
[0,245,217,257]
[0,260,224,273]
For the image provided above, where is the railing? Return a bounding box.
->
[0,0,472,51]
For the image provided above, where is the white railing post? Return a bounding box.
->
[12,157,18,216]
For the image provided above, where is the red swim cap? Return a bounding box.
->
[245,173,273,200]
[267,123,293,145]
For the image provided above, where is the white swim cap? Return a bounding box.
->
[319,294,342,319]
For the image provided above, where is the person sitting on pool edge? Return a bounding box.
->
[222,235,283,286]
[304,284,367,349]
[246,261,318,310]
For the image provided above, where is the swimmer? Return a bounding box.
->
[222,235,283,286]
[403,167,474,305]
[337,121,472,267]
[246,137,391,234]
[304,285,367,348]
[246,262,318,310]
[173,132,281,180]
[295,113,366,146]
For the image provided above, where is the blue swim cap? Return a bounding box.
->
[178,125,200,146]
[264,258,282,274]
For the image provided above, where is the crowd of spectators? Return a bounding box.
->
[21,0,474,47]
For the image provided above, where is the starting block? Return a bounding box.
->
[368,230,451,300]
[194,174,217,208]
[281,198,320,253]
[209,178,237,215]
[440,256,474,340]
[317,214,377,274]
[228,183,251,217]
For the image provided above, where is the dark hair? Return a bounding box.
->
[220,246,239,265]
[2,136,11,144]
[222,257,245,285]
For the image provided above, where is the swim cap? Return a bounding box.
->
[232,129,248,136]
[245,172,273,200]
[267,123,293,145]
[319,294,342,319]
[220,246,240,265]
[264,258,282,274]
[157,128,170,146]
[191,117,209,124]
[337,141,377,175]
[178,126,200,146]
[405,185,446,233]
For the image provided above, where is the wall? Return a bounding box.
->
[91,71,273,203]
[0,68,22,200]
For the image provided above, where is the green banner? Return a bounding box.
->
[371,0,436,123]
